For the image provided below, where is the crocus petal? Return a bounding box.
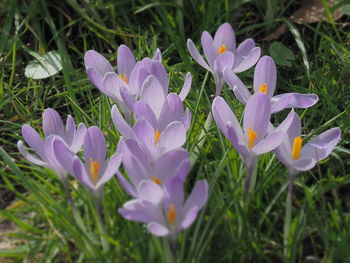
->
[120,86,136,112]
[236,38,255,57]
[212,96,244,141]
[17,140,47,166]
[243,92,271,142]
[213,23,236,52]
[182,108,191,131]
[233,47,261,73]
[187,39,211,71]
[148,222,170,236]
[164,176,184,210]
[133,101,158,129]
[72,156,95,192]
[155,149,189,182]
[140,75,166,119]
[137,180,164,204]
[183,180,208,214]
[84,50,114,76]
[201,31,217,69]
[117,45,136,78]
[86,67,103,90]
[116,171,137,198]
[226,123,250,159]
[43,108,64,137]
[271,93,319,114]
[101,72,125,102]
[179,72,192,101]
[120,199,163,224]
[181,206,199,229]
[96,152,121,189]
[293,158,316,171]
[52,137,75,175]
[252,131,283,154]
[69,123,87,153]
[153,48,162,63]
[83,127,107,170]
[158,122,186,153]
[223,68,251,104]
[158,93,184,132]
[213,52,234,76]
[44,136,67,177]
[133,119,155,152]
[22,124,45,160]
[64,115,76,146]
[301,127,341,161]
[174,159,190,181]
[253,56,276,97]
[111,105,135,138]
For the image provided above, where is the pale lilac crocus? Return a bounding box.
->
[273,110,341,254]
[224,56,319,113]
[17,108,86,180]
[119,176,208,238]
[84,46,164,122]
[212,93,283,192]
[111,74,191,135]
[53,126,121,198]
[274,110,341,175]
[116,138,190,198]
[187,23,261,96]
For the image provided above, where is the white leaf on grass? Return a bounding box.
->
[25,51,62,79]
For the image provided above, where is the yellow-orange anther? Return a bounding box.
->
[89,158,100,184]
[154,129,161,145]
[167,204,176,224]
[248,128,257,149]
[118,73,128,84]
[151,176,162,185]
[292,136,302,160]
[259,83,267,94]
[218,44,226,54]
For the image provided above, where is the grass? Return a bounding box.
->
[0,0,350,262]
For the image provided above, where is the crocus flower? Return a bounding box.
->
[119,176,208,237]
[224,56,319,113]
[274,110,341,174]
[187,23,261,95]
[116,138,190,198]
[111,74,191,135]
[17,108,86,180]
[53,126,121,198]
[84,46,164,122]
[212,93,283,192]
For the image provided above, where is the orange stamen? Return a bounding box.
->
[89,158,100,184]
[292,136,302,160]
[118,73,128,84]
[151,176,162,185]
[167,204,176,224]
[259,83,267,94]
[248,128,257,149]
[218,44,226,54]
[154,129,161,145]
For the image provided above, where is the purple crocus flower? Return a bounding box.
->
[17,108,86,180]
[84,46,164,122]
[224,56,319,113]
[274,110,341,174]
[187,23,261,95]
[212,93,283,192]
[53,126,121,198]
[111,74,191,135]
[116,138,190,198]
[119,176,208,237]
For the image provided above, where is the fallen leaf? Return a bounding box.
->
[24,50,62,79]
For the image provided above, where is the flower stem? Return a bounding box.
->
[243,157,258,194]
[163,236,177,263]
[283,170,297,258]
[94,197,109,252]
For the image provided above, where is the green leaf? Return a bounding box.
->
[269,41,295,67]
[24,50,62,79]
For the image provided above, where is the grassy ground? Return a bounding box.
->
[1,0,350,262]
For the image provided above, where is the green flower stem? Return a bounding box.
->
[94,197,109,252]
[283,170,297,258]
[243,157,258,194]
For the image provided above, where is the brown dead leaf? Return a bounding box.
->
[262,0,344,41]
